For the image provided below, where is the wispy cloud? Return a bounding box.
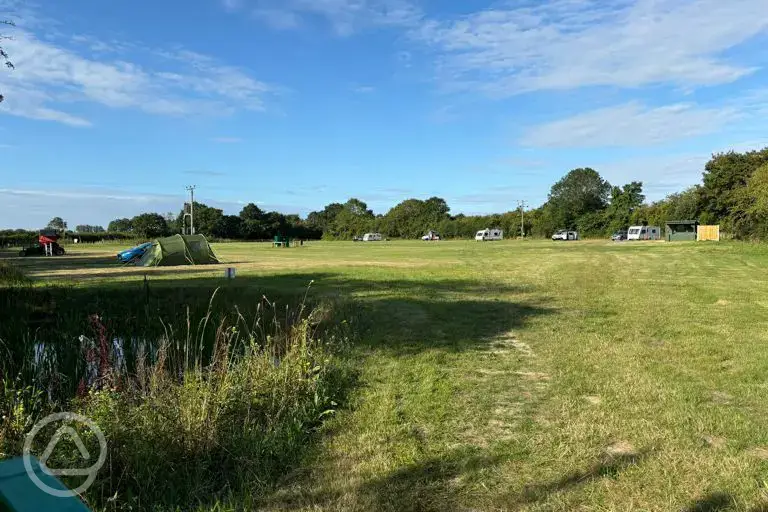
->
[0,20,275,126]
[415,0,768,96]
[351,85,376,94]
[229,0,421,35]
[521,102,739,148]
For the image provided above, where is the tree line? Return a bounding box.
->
[106,203,322,240]
[5,147,768,243]
[303,147,768,240]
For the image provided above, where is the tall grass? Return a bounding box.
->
[0,268,355,511]
[0,260,30,286]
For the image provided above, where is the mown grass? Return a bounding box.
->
[5,240,768,510]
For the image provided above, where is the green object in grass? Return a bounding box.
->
[0,457,92,512]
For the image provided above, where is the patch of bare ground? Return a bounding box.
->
[702,435,727,449]
[605,440,637,457]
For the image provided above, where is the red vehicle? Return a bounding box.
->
[19,232,66,256]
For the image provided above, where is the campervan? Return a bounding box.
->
[362,233,382,242]
[552,230,579,241]
[627,226,661,241]
[475,228,503,241]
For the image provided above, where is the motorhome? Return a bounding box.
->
[475,228,503,241]
[362,233,382,242]
[552,230,579,241]
[627,225,661,240]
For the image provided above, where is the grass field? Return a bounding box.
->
[6,239,768,511]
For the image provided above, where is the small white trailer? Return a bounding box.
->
[627,225,661,240]
[475,228,503,241]
[362,232,382,242]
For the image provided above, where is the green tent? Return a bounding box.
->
[136,234,219,267]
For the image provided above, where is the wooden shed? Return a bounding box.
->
[665,220,698,241]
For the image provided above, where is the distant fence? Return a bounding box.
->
[697,225,720,241]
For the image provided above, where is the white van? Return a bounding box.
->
[552,230,579,241]
[362,233,382,242]
[627,226,661,240]
[475,228,503,241]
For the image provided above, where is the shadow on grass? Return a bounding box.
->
[266,446,652,511]
[1,271,550,355]
[514,450,650,505]
[683,493,735,512]
[1,270,552,510]
[682,492,768,512]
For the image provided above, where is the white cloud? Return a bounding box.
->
[0,26,275,125]
[351,85,376,94]
[521,102,739,148]
[415,0,768,96]
[233,0,421,35]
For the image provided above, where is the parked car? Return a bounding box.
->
[552,230,579,241]
[611,230,628,241]
[362,233,382,242]
[117,242,152,263]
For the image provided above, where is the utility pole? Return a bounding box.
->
[185,185,196,235]
[517,200,528,238]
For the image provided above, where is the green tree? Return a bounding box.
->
[731,163,768,239]
[307,203,344,237]
[239,203,264,221]
[108,218,133,232]
[131,213,168,238]
[238,203,266,239]
[382,199,427,238]
[212,215,244,239]
[329,198,374,239]
[177,202,223,235]
[75,225,105,233]
[700,149,768,226]
[46,217,68,232]
[604,182,645,233]
[546,168,611,230]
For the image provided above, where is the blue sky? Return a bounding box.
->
[1,0,768,229]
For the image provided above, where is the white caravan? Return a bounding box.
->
[552,230,579,241]
[475,228,503,241]
[362,232,382,242]
[627,226,661,241]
